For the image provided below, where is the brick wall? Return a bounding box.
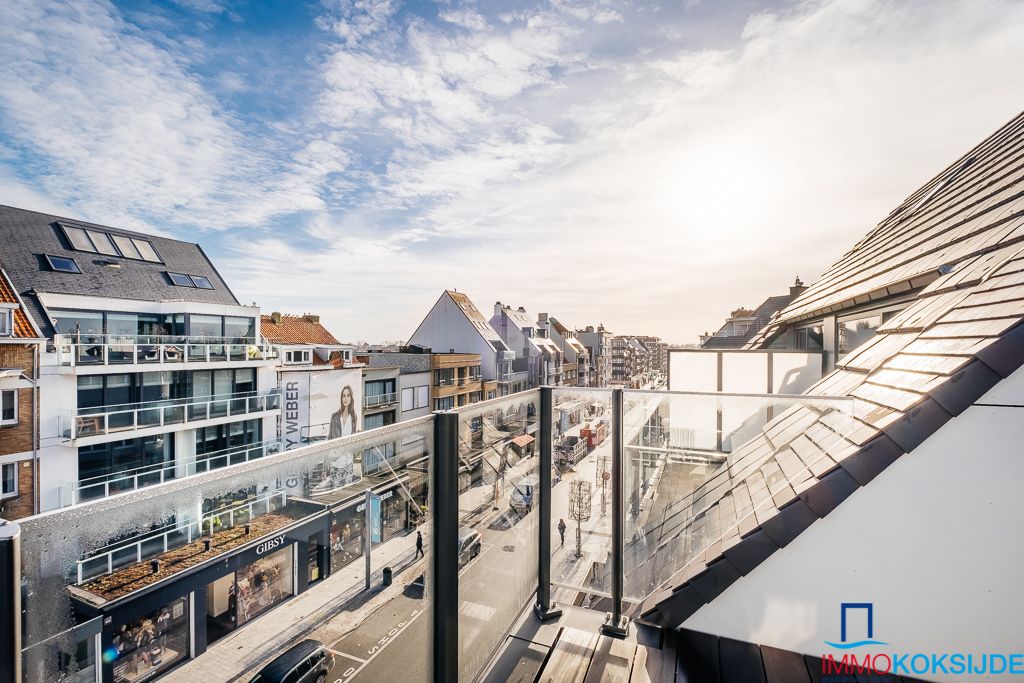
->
[0,459,35,520]
[0,343,37,518]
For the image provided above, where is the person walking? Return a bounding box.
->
[557,518,566,547]
[415,530,425,559]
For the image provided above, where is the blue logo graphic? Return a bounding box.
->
[824,602,889,649]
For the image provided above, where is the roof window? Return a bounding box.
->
[167,272,216,289]
[59,223,162,263]
[44,255,82,274]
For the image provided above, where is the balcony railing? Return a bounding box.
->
[58,389,282,441]
[54,334,278,367]
[364,392,398,408]
[56,439,282,507]
[74,490,290,584]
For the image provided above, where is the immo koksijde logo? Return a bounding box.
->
[821,602,1024,679]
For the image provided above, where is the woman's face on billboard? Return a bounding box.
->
[341,386,353,409]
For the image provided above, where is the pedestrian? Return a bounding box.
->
[415,530,424,559]
[557,518,566,547]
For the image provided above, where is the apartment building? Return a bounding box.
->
[490,303,563,389]
[540,314,591,386]
[430,352,496,410]
[576,324,614,387]
[634,335,668,378]
[0,206,282,511]
[260,312,361,449]
[0,267,44,519]
[408,290,516,394]
[366,348,432,421]
[610,335,649,387]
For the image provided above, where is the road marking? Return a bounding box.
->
[332,608,424,682]
[324,648,366,664]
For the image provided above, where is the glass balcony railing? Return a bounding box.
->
[545,387,855,607]
[57,389,282,441]
[53,334,278,367]
[19,418,435,682]
[55,439,283,507]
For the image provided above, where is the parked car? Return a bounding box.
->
[248,639,334,683]
[458,526,482,568]
[509,475,537,514]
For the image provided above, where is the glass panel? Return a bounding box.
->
[86,230,118,256]
[772,352,822,394]
[838,313,884,359]
[668,351,717,392]
[110,597,188,682]
[189,315,222,338]
[454,390,540,682]
[224,316,254,342]
[62,225,96,252]
[236,545,293,626]
[132,238,161,262]
[618,389,855,602]
[111,234,143,260]
[721,352,768,394]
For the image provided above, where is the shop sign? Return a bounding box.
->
[256,535,286,556]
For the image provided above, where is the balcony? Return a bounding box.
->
[54,334,278,367]
[58,389,282,442]
[56,439,282,507]
[363,391,398,409]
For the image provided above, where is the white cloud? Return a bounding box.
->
[238,0,1024,343]
[0,0,337,230]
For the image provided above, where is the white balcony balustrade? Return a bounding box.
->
[53,334,278,367]
[58,389,282,441]
[364,392,398,408]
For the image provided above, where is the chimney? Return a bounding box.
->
[790,276,807,298]
[538,312,548,322]
[271,311,282,325]
[494,302,503,316]
[518,306,526,313]
[305,314,320,324]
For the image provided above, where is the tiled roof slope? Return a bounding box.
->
[0,268,38,338]
[260,314,340,345]
[703,294,796,349]
[0,205,239,335]
[641,110,1024,629]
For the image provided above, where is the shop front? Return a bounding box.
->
[329,484,410,572]
[81,513,328,682]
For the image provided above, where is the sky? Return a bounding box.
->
[1,0,1023,344]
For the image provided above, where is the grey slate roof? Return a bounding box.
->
[0,205,239,335]
[642,110,1024,630]
[702,294,796,349]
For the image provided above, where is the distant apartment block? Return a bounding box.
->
[699,278,807,349]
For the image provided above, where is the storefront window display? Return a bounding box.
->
[110,597,188,683]
[236,545,294,626]
[329,489,409,571]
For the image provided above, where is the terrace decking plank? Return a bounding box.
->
[539,627,600,683]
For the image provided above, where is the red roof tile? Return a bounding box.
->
[0,269,36,338]
[260,314,340,345]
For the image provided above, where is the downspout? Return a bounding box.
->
[32,343,39,515]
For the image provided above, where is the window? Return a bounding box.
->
[401,387,414,411]
[435,396,454,411]
[837,313,885,359]
[0,389,16,425]
[0,308,11,336]
[44,255,81,273]
[417,385,429,408]
[59,223,162,262]
[167,272,215,289]
[285,349,312,364]
[1,463,16,498]
[167,271,193,287]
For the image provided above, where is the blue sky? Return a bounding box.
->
[1,0,1023,343]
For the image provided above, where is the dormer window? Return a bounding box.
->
[285,349,312,364]
[0,308,12,337]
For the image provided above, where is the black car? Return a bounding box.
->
[248,639,334,683]
[458,526,482,568]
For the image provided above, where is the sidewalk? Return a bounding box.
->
[162,528,427,683]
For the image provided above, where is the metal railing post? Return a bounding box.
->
[535,386,561,621]
[602,387,629,637]
[0,521,22,683]
[432,410,459,683]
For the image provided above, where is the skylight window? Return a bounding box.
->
[167,272,216,289]
[45,255,82,273]
[167,272,194,287]
[58,223,162,263]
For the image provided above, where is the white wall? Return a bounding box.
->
[409,294,498,379]
[398,371,431,421]
[683,365,1024,682]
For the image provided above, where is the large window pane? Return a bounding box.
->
[838,313,883,359]
[224,316,254,342]
[189,315,222,339]
[111,234,142,260]
[53,310,103,337]
[86,230,119,256]
[62,226,96,252]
